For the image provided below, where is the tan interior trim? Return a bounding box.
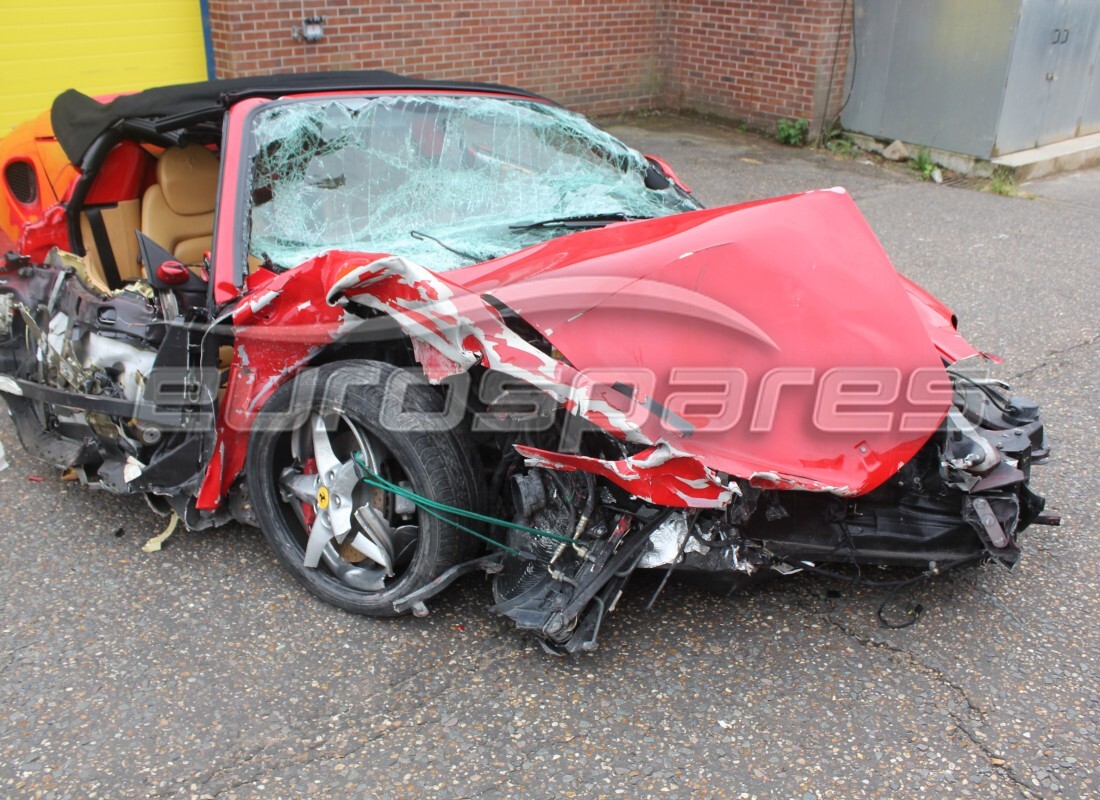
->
[141,144,219,264]
[78,198,144,288]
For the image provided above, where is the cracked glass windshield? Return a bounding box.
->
[247,95,699,271]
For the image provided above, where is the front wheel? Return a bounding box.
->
[246,360,483,616]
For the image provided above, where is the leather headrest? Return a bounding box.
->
[156,145,219,216]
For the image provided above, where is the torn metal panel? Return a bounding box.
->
[638,512,691,568]
[515,443,735,509]
[327,252,664,447]
[196,253,357,509]
[637,511,756,574]
[748,471,856,496]
[450,189,955,497]
[899,274,983,362]
[329,188,957,498]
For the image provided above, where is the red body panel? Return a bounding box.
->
[212,97,264,305]
[84,140,154,205]
[195,254,354,509]
[17,204,68,261]
[899,274,984,362]
[446,190,952,496]
[203,190,961,507]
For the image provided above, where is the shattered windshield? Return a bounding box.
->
[247,95,700,271]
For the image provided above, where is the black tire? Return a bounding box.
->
[246,360,483,616]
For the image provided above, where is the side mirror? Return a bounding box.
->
[644,154,693,194]
[136,231,207,294]
[155,260,190,285]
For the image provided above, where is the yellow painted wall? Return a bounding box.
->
[0,0,208,133]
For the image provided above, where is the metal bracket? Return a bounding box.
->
[392,553,503,615]
[971,497,1009,549]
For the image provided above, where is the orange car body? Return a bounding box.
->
[0,109,80,247]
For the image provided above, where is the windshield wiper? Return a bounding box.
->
[409,230,480,262]
[508,212,647,231]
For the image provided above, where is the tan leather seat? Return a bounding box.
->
[141,145,219,264]
[80,198,144,288]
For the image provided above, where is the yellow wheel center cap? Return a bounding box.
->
[317,486,330,509]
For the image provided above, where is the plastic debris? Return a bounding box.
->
[122,455,144,483]
[142,512,179,553]
[0,441,7,472]
[27,475,44,482]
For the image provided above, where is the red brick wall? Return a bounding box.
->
[663,0,851,133]
[207,0,665,116]
[207,0,849,127]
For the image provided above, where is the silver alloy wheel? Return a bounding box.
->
[277,411,415,591]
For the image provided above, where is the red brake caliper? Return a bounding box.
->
[301,457,317,527]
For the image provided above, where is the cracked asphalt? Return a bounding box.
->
[1,115,1097,799]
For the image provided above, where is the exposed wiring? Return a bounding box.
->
[876,580,926,630]
[827,0,858,135]
[790,554,984,630]
[787,556,978,588]
[817,0,850,147]
[546,469,576,506]
[947,369,1011,412]
[840,519,865,582]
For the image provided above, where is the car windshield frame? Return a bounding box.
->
[238,91,700,277]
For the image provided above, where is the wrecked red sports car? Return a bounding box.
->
[0,72,1049,653]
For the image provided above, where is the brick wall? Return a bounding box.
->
[207,0,666,116]
[663,0,851,134]
[207,0,849,129]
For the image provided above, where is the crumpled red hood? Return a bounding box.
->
[449,189,954,496]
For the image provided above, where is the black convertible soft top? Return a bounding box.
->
[50,70,547,165]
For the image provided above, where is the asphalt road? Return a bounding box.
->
[1,117,1097,799]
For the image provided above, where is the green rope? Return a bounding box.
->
[352,452,580,554]
[400,493,521,556]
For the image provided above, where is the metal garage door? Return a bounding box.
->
[0,0,209,133]
[996,0,1100,154]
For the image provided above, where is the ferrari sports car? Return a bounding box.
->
[0,72,1049,653]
